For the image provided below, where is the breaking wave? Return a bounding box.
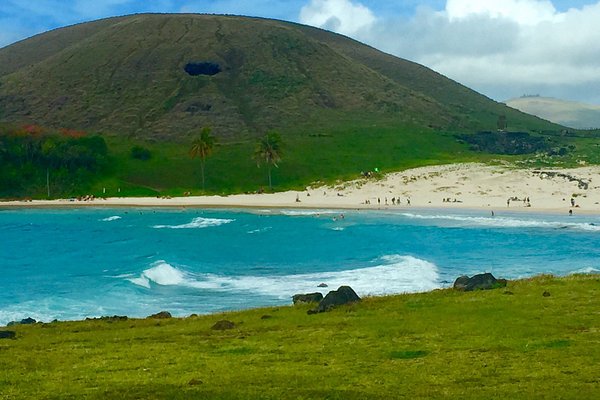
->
[280,210,343,216]
[570,267,600,274]
[401,213,600,232]
[126,255,440,298]
[153,217,234,229]
[101,216,121,222]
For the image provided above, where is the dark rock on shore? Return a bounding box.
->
[308,286,361,314]
[0,330,16,339]
[86,315,128,322]
[453,273,507,291]
[7,317,37,326]
[148,311,172,319]
[292,292,324,304]
[212,320,235,330]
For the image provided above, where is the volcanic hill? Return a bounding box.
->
[0,14,557,140]
[506,96,600,130]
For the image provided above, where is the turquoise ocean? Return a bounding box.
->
[1,207,599,325]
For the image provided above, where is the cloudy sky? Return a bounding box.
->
[1,0,599,104]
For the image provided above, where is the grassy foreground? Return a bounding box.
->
[1,274,599,399]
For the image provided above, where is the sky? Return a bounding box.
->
[1,0,600,104]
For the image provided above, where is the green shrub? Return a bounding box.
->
[130,145,152,160]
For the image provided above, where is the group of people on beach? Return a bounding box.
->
[442,198,462,203]
[77,194,97,201]
[364,197,410,206]
[506,196,531,207]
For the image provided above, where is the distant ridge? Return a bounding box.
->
[0,13,558,140]
[505,96,600,130]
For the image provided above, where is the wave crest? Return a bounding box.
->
[401,213,600,232]
[153,217,234,229]
[126,255,440,297]
[128,261,187,288]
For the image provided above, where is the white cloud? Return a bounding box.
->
[299,0,376,36]
[445,0,559,25]
[299,0,600,104]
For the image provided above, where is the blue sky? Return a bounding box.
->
[1,0,600,103]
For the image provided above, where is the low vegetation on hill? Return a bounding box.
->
[1,274,598,399]
[2,119,599,198]
[0,124,108,198]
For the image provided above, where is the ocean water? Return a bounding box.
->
[1,207,599,325]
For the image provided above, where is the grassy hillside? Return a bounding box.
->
[0,14,559,139]
[1,274,599,399]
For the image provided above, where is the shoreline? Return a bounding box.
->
[2,163,600,216]
[3,272,599,327]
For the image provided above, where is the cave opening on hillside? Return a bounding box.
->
[184,62,222,76]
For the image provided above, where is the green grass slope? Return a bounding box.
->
[1,274,599,399]
[0,14,559,140]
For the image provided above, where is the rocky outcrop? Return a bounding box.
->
[292,292,324,304]
[147,311,172,319]
[453,273,507,291]
[308,286,361,314]
[7,317,36,326]
[211,320,235,330]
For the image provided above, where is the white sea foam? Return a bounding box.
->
[101,216,122,222]
[571,267,600,274]
[247,227,272,234]
[401,213,600,232]
[153,217,234,229]
[280,210,342,216]
[127,261,187,288]
[126,255,440,298]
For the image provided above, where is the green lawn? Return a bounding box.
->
[1,274,599,399]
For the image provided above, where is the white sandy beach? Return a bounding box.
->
[3,163,600,214]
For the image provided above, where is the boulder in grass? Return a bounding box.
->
[453,273,507,291]
[148,311,172,319]
[0,331,16,339]
[308,286,361,314]
[212,320,235,330]
[7,317,37,326]
[292,292,324,305]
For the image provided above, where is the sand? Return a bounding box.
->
[2,163,599,214]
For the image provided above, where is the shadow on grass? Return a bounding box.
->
[390,350,429,360]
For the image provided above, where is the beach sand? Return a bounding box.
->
[3,163,600,214]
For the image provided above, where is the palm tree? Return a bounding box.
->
[254,131,282,190]
[189,127,216,191]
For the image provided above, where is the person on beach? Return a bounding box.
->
[569,209,573,216]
